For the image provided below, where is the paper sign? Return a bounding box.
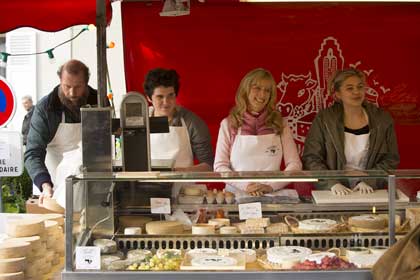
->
[75,246,101,270]
[0,135,10,159]
[150,197,171,214]
[0,131,22,176]
[238,202,262,220]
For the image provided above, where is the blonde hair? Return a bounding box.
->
[328,68,366,96]
[229,68,283,134]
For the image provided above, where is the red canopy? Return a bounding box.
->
[0,0,112,33]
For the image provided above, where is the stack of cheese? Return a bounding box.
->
[1,215,65,280]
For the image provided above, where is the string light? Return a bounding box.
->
[0,24,95,62]
[107,41,115,49]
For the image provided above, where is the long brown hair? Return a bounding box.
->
[229,68,283,134]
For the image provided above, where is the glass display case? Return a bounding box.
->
[61,170,420,280]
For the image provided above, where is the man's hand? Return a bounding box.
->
[353,181,374,194]
[39,183,54,205]
[331,183,352,196]
[246,183,273,196]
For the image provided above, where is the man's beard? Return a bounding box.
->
[58,87,89,112]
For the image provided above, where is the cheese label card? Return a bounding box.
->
[75,246,100,270]
[238,202,262,220]
[150,198,171,214]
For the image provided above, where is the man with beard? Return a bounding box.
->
[24,59,103,205]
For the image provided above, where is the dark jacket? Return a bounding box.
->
[21,107,34,145]
[24,85,101,190]
[302,101,400,188]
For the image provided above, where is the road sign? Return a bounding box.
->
[0,76,17,128]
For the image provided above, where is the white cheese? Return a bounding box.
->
[93,239,117,254]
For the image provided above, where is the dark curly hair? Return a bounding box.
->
[143,68,180,98]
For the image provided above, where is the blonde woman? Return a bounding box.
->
[214,68,302,196]
[302,68,400,195]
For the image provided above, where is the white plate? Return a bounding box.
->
[191,256,237,267]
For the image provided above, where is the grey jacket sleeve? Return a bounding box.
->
[372,117,400,171]
[24,104,54,189]
[302,113,329,171]
[182,109,214,168]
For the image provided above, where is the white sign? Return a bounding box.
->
[75,246,101,270]
[0,131,22,176]
[238,202,262,220]
[150,197,171,214]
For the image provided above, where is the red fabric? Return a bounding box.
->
[0,0,112,33]
[121,2,420,174]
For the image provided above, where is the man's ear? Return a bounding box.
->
[146,96,152,103]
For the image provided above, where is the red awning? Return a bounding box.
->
[0,0,112,33]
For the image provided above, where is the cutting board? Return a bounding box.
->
[312,189,409,204]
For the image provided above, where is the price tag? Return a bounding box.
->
[75,246,101,270]
[150,197,171,214]
[238,202,262,220]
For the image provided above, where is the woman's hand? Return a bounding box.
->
[246,183,273,196]
[331,183,352,196]
[353,181,374,194]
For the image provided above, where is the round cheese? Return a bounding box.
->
[101,255,121,269]
[6,236,41,252]
[44,220,59,234]
[93,239,117,254]
[299,219,337,231]
[348,215,386,229]
[6,220,45,237]
[267,246,312,268]
[0,272,24,280]
[266,223,289,234]
[126,249,152,262]
[0,258,25,274]
[0,242,30,259]
[305,252,336,264]
[42,198,64,214]
[145,221,184,234]
[192,224,215,235]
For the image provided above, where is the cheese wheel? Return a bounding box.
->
[348,215,386,229]
[6,236,41,252]
[6,220,45,237]
[0,272,24,280]
[0,242,30,259]
[42,198,64,214]
[0,258,25,274]
[44,220,59,233]
[145,221,184,234]
[41,213,64,226]
[93,239,117,254]
[230,249,256,263]
[192,224,215,235]
[266,223,289,234]
[45,251,54,263]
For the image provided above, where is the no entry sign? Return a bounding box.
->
[0,76,16,128]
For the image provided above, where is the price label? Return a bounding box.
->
[75,246,101,270]
[238,202,262,220]
[150,197,171,214]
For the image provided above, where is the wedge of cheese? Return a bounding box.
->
[245,218,270,228]
[93,239,117,254]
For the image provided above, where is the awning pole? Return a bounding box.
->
[97,0,108,107]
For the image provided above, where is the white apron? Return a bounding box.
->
[32,112,81,196]
[150,118,193,196]
[226,128,282,193]
[344,131,370,171]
